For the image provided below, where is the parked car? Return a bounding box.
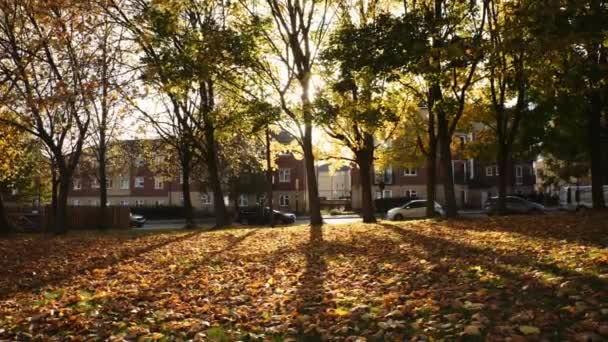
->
[386,200,444,220]
[236,207,296,225]
[484,196,545,215]
[130,213,146,227]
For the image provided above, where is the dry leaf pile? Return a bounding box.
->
[0,212,607,341]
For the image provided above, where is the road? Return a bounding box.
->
[138,210,487,230]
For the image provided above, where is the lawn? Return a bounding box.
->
[1,213,607,341]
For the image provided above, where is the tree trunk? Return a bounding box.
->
[496,141,508,213]
[51,166,58,217]
[357,151,376,223]
[54,173,70,234]
[301,76,322,225]
[426,104,438,217]
[266,127,275,227]
[0,190,11,234]
[437,112,457,217]
[589,89,606,209]
[181,159,194,228]
[99,144,108,229]
[205,126,228,228]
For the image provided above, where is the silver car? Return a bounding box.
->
[484,196,545,215]
[386,200,444,220]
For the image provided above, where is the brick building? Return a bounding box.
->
[67,140,309,213]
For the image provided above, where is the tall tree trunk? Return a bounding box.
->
[426,107,438,217]
[496,141,508,213]
[357,150,376,223]
[589,89,606,209]
[0,190,11,234]
[51,165,58,217]
[181,157,194,228]
[266,126,274,227]
[438,116,457,217]
[99,143,108,229]
[301,75,322,225]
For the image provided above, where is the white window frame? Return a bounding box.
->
[106,178,113,189]
[72,199,80,206]
[135,156,145,167]
[494,166,500,176]
[403,189,418,198]
[91,178,100,189]
[485,166,493,176]
[155,200,164,206]
[238,194,248,207]
[120,177,129,190]
[120,200,129,206]
[135,200,145,206]
[154,177,163,190]
[279,168,291,183]
[383,190,392,198]
[179,174,183,184]
[279,194,290,207]
[134,177,145,188]
[73,178,81,190]
[201,193,211,205]
[403,167,418,176]
[376,191,382,199]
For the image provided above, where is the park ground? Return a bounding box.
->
[1,213,607,341]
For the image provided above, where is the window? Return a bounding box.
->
[154,156,163,166]
[135,156,145,167]
[279,194,290,207]
[279,168,291,182]
[376,191,382,199]
[155,200,164,206]
[120,178,129,190]
[91,178,100,189]
[238,194,248,207]
[408,201,426,208]
[384,167,393,184]
[383,190,392,198]
[403,189,418,198]
[179,174,183,184]
[120,200,129,206]
[73,178,81,190]
[485,166,493,177]
[72,199,80,206]
[135,177,144,188]
[201,193,211,205]
[515,166,523,185]
[403,168,418,176]
[135,200,145,206]
[494,166,500,176]
[154,177,163,190]
[106,178,113,189]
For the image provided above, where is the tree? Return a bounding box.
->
[107,0,262,227]
[240,0,333,225]
[89,11,132,228]
[533,0,607,208]
[482,0,535,213]
[0,0,96,233]
[0,113,36,233]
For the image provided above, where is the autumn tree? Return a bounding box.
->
[89,10,132,228]
[240,0,333,225]
[107,0,261,227]
[0,0,97,233]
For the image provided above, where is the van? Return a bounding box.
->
[559,185,608,210]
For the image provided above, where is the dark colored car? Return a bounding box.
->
[236,207,296,225]
[130,213,146,227]
[484,196,545,215]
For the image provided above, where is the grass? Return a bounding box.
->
[0,212,607,340]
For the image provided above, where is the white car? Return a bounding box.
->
[386,200,444,220]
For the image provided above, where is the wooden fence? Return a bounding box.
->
[7,205,130,231]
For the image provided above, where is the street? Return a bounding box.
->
[137,210,488,230]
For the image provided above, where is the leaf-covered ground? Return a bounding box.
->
[1,213,607,341]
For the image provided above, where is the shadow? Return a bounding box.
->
[380,222,607,290]
[292,224,327,338]
[450,212,608,248]
[0,231,204,299]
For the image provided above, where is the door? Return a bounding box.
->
[408,201,426,218]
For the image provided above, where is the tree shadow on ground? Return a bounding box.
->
[0,231,205,299]
[450,212,608,248]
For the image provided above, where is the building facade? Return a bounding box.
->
[67,141,309,214]
[317,164,351,200]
